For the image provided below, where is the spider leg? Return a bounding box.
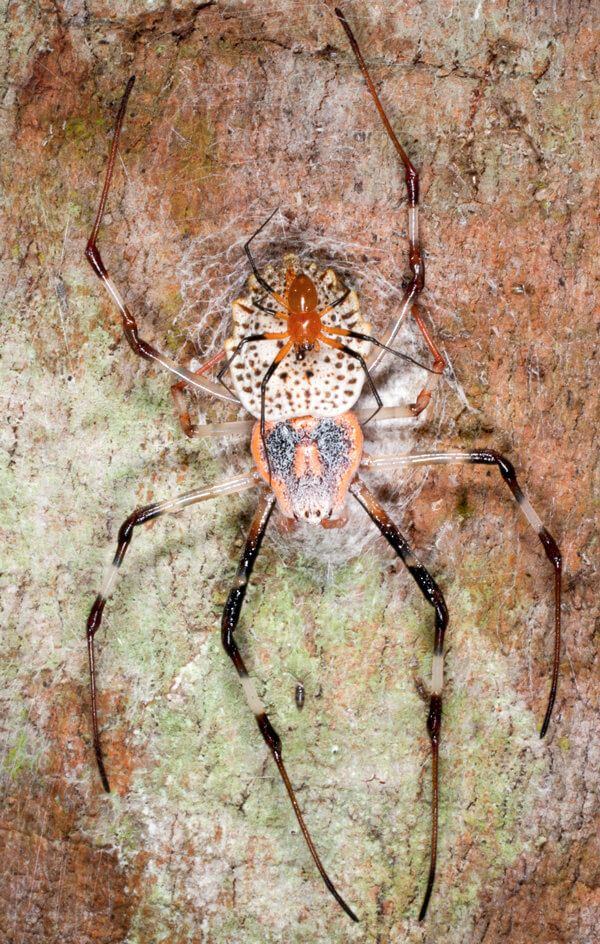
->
[320,336,382,424]
[221,492,359,923]
[407,305,446,415]
[361,449,562,736]
[171,349,227,437]
[318,288,351,318]
[217,331,290,397]
[189,407,432,433]
[191,418,256,439]
[259,338,294,480]
[354,405,423,422]
[86,471,260,793]
[85,79,238,405]
[325,311,446,415]
[244,209,287,302]
[321,324,437,374]
[253,299,287,316]
[335,10,436,372]
[349,477,448,921]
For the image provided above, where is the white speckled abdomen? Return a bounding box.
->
[225,255,372,421]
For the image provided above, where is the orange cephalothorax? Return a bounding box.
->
[285,271,322,355]
[287,272,319,314]
[226,255,372,421]
[252,413,363,523]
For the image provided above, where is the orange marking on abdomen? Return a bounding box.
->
[294,442,323,479]
[252,413,363,523]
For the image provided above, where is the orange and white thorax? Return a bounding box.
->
[225,254,373,421]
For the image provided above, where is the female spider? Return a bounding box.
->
[84,8,561,924]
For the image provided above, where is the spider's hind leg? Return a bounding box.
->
[221,492,359,923]
[360,447,562,737]
[349,477,448,921]
[86,471,260,792]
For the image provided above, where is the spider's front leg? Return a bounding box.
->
[85,78,239,408]
[221,492,359,923]
[336,10,446,415]
[86,471,259,792]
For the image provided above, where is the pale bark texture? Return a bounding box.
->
[1,1,598,942]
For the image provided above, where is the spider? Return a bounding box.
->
[84,8,562,925]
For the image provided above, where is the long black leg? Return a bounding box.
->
[253,299,279,315]
[244,209,280,296]
[360,447,562,736]
[324,288,351,311]
[320,336,383,424]
[321,324,438,373]
[216,331,289,396]
[470,450,562,736]
[86,472,259,792]
[221,492,359,922]
[335,9,426,365]
[349,477,449,921]
[258,338,294,480]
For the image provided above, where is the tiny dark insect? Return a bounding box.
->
[84,8,562,924]
[295,682,305,710]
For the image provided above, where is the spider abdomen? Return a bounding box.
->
[226,256,372,421]
[251,412,362,523]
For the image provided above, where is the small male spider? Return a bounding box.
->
[84,8,562,924]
